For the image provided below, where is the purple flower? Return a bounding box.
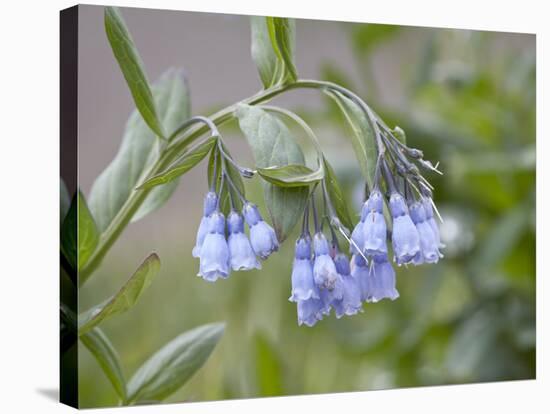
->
[409,202,441,265]
[192,191,218,258]
[362,190,388,258]
[332,253,362,318]
[422,197,444,249]
[389,192,420,265]
[289,235,319,302]
[351,254,371,302]
[227,211,261,271]
[350,199,369,254]
[368,254,399,302]
[312,232,341,294]
[198,211,230,282]
[297,297,325,327]
[243,203,279,259]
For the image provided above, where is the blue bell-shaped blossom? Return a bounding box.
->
[332,253,362,318]
[243,203,279,260]
[422,197,444,249]
[297,297,325,327]
[198,210,230,282]
[289,235,319,302]
[362,189,388,258]
[312,233,341,294]
[368,254,399,302]
[409,202,440,265]
[227,210,261,271]
[350,199,370,254]
[192,191,218,257]
[351,254,371,302]
[389,192,420,265]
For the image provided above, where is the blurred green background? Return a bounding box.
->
[77,7,535,408]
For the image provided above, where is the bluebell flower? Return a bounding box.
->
[332,253,362,318]
[198,211,230,282]
[409,202,440,265]
[389,192,420,265]
[312,233,342,295]
[243,203,279,260]
[368,254,399,302]
[362,189,388,258]
[227,210,261,271]
[351,254,371,302]
[297,297,325,327]
[289,235,319,302]
[422,197,444,249]
[192,191,218,258]
[350,199,369,254]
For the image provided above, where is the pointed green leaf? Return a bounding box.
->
[257,164,323,187]
[326,90,377,188]
[80,327,127,402]
[322,158,354,231]
[77,191,100,271]
[89,69,191,231]
[251,17,280,89]
[137,138,216,190]
[61,191,99,271]
[127,323,225,403]
[78,253,160,335]
[267,17,297,83]
[235,104,308,242]
[250,17,297,88]
[104,6,165,139]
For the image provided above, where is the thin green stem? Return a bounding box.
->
[168,115,220,141]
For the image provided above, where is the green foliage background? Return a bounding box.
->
[78,18,535,407]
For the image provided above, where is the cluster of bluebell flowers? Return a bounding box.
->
[189,106,442,328]
[287,121,444,326]
[193,181,279,282]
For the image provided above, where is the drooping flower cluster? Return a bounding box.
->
[193,189,278,282]
[287,185,443,326]
[189,97,443,328]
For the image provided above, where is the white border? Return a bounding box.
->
[1,0,545,412]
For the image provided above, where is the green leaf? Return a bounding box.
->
[257,164,323,187]
[267,17,298,83]
[61,191,99,271]
[322,158,354,231]
[79,253,160,335]
[78,191,100,271]
[80,327,127,402]
[89,69,191,231]
[126,323,225,403]
[104,6,165,139]
[235,104,309,242]
[250,17,297,88]
[137,138,216,190]
[326,90,377,188]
